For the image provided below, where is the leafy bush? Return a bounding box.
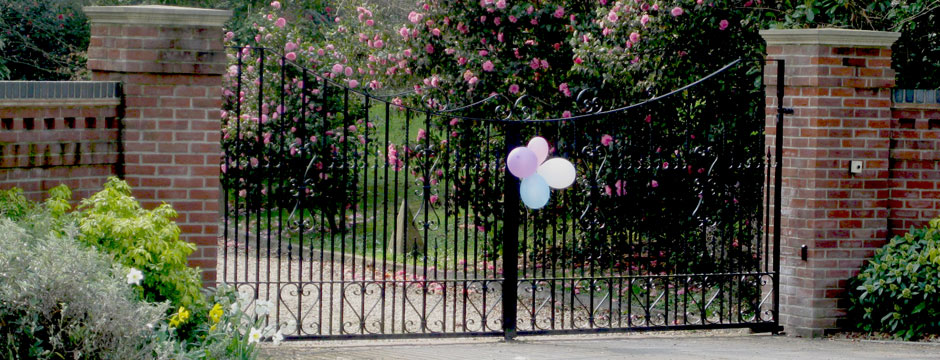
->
[76,177,206,312]
[1,183,269,359]
[0,218,167,359]
[847,218,940,340]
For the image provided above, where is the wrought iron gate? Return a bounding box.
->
[220,47,785,340]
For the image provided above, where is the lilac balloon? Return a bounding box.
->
[527,136,549,165]
[507,146,538,179]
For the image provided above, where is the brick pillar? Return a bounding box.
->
[761,29,900,337]
[84,6,232,286]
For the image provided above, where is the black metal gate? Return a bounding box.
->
[220,47,785,339]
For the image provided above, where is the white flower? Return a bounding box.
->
[126,268,144,285]
[230,302,240,314]
[254,299,273,317]
[248,327,262,344]
[271,329,284,345]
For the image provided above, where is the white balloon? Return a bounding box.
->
[537,158,576,189]
[527,136,549,165]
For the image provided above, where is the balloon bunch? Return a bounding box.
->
[506,137,576,209]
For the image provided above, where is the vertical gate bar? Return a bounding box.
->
[772,59,785,332]
[276,52,286,328]
[390,106,401,334]
[339,88,350,334]
[502,121,521,340]
[421,110,431,333]
[320,78,329,336]
[443,117,452,333]
[361,96,370,334]
[371,98,379,283]
[229,47,243,285]
[461,123,470,333]
[255,48,265,301]
[381,102,390,334]
[402,108,411,334]
[765,148,771,274]
[297,69,308,335]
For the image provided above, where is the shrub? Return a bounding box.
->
[0,218,167,359]
[847,218,940,340]
[76,177,206,312]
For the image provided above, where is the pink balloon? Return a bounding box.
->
[527,136,549,165]
[507,146,538,179]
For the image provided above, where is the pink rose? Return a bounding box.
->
[496,0,506,9]
[553,6,565,18]
[671,7,684,17]
[275,17,287,28]
[719,19,729,30]
[285,52,296,61]
[562,110,572,118]
[270,1,280,9]
[348,79,359,88]
[630,32,640,43]
[482,60,495,72]
[641,14,650,27]
[651,180,659,188]
[607,11,618,22]
[601,134,613,147]
[508,84,520,94]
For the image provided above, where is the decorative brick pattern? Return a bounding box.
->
[0,82,122,201]
[85,5,231,286]
[761,29,899,337]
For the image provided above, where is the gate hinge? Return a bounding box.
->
[778,107,794,115]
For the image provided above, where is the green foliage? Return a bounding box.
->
[847,218,940,340]
[0,218,167,359]
[77,177,206,312]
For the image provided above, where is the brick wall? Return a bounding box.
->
[888,90,940,235]
[84,5,231,285]
[0,81,122,201]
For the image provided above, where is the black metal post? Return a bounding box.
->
[773,59,787,333]
[502,121,522,340]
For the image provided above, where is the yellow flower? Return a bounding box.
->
[169,306,191,328]
[209,303,224,324]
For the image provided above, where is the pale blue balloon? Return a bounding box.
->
[520,174,551,209]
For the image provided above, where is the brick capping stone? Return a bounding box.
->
[82,5,231,27]
[760,28,900,47]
